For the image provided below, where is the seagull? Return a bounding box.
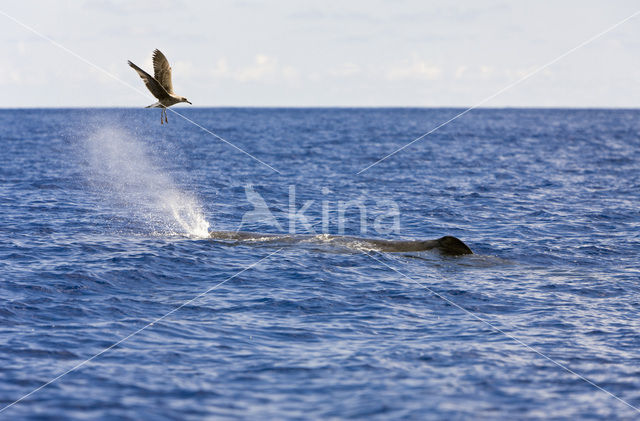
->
[128,49,192,124]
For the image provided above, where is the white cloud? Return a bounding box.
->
[0,67,22,85]
[329,62,361,77]
[386,56,442,81]
[209,55,299,84]
[307,72,322,82]
[211,58,230,78]
[507,67,552,79]
[281,65,300,81]
[480,65,493,78]
[235,54,278,82]
[172,60,194,78]
[1,1,638,106]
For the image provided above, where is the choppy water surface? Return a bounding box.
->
[0,108,639,419]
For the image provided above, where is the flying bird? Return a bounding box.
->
[128,49,191,124]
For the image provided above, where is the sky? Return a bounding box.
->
[1,0,639,108]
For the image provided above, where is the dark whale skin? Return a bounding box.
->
[209,232,473,256]
[364,236,473,255]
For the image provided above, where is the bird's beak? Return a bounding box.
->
[187,100,192,105]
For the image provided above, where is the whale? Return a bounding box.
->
[209,231,473,256]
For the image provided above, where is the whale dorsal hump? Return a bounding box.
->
[436,236,473,255]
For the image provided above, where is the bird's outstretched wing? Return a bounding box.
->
[152,49,174,94]
[128,60,170,100]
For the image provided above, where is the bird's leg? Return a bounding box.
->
[165,109,168,124]
[161,109,164,125]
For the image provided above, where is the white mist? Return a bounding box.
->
[83,127,210,238]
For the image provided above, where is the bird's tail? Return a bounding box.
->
[145,102,163,108]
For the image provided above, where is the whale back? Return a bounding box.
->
[436,236,473,255]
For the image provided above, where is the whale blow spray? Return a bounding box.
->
[84,127,210,238]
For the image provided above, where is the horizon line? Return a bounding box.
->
[1,105,640,110]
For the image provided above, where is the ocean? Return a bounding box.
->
[0,108,639,419]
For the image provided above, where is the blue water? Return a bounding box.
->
[1,108,639,419]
